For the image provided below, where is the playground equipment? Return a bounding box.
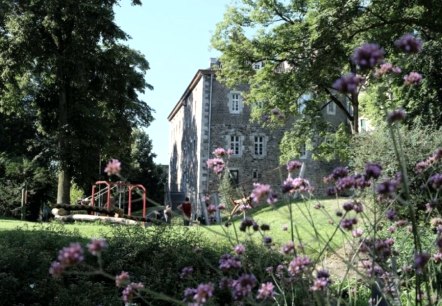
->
[90,181,147,219]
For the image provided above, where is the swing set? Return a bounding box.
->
[90,181,147,219]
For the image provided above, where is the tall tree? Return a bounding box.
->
[0,0,153,203]
[211,0,442,161]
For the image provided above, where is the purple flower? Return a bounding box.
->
[394,34,423,53]
[414,252,430,274]
[403,72,422,85]
[386,209,396,221]
[330,167,349,180]
[87,238,108,256]
[365,163,382,180]
[263,236,273,246]
[234,244,245,255]
[287,160,302,172]
[212,147,227,157]
[219,254,241,271]
[180,266,194,279]
[57,243,84,267]
[428,173,442,190]
[250,183,273,204]
[104,159,121,176]
[375,62,402,77]
[376,180,398,195]
[340,218,358,230]
[257,282,275,300]
[239,218,254,231]
[415,160,429,173]
[49,261,64,278]
[206,158,225,174]
[352,43,385,69]
[352,201,364,213]
[260,223,270,231]
[281,241,295,255]
[332,73,363,94]
[387,108,407,124]
[282,177,311,193]
[230,274,257,300]
[342,201,355,212]
[288,256,312,276]
[352,228,364,238]
[310,269,331,291]
[193,283,214,304]
[122,282,144,303]
[336,176,356,191]
[116,271,130,288]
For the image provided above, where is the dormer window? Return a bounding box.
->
[252,61,264,70]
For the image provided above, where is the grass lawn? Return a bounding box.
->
[195,197,347,254]
[0,197,348,253]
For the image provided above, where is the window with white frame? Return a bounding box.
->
[327,101,336,115]
[229,91,242,114]
[252,169,259,180]
[252,61,264,70]
[230,135,240,155]
[254,136,264,156]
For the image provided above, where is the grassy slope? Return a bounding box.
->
[194,197,347,254]
[0,197,347,254]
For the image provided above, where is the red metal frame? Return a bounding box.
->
[90,181,147,219]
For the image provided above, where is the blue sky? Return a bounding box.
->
[115,1,232,165]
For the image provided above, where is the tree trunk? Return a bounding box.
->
[352,91,359,134]
[57,169,71,204]
[56,66,71,204]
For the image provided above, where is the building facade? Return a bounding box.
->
[167,65,348,218]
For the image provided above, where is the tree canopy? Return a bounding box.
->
[0,0,158,205]
[212,0,442,162]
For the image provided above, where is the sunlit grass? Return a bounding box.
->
[0,197,348,254]
[190,197,348,255]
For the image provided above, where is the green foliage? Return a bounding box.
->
[0,0,154,202]
[212,0,442,164]
[350,121,442,177]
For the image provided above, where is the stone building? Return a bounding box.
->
[167,62,352,219]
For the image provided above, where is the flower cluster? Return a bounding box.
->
[403,71,423,86]
[310,269,331,291]
[288,256,312,276]
[49,242,84,278]
[394,33,423,53]
[352,43,385,69]
[387,108,406,124]
[104,159,121,176]
[332,73,364,94]
[184,283,214,305]
[375,62,401,77]
[122,282,144,304]
[415,148,442,173]
[287,160,302,172]
[206,158,225,174]
[219,253,242,271]
[87,238,108,256]
[212,147,233,157]
[250,182,278,204]
[282,177,311,193]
